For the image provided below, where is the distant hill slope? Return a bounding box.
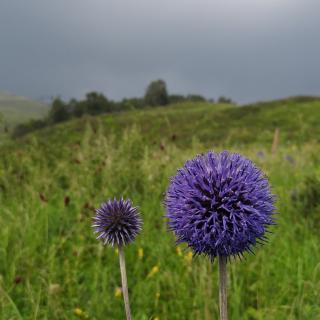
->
[5,96,319,154]
[0,93,48,127]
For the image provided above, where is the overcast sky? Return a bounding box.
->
[0,0,319,103]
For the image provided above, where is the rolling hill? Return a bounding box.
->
[0,93,48,128]
[8,96,320,152]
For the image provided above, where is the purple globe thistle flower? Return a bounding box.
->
[165,151,275,259]
[93,198,142,247]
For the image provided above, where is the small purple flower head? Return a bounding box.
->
[165,151,275,259]
[93,198,142,247]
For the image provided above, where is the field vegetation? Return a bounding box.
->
[0,97,320,319]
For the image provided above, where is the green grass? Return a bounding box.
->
[0,99,319,319]
[0,93,48,129]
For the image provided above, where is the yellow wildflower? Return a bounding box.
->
[115,248,119,255]
[74,308,84,317]
[147,265,159,278]
[176,246,182,256]
[115,287,122,298]
[138,248,144,259]
[184,252,193,264]
[154,317,160,320]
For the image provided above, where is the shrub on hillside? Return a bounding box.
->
[218,96,233,104]
[12,119,48,138]
[168,94,208,104]
[120,97,145,110]
[186,94,206,102]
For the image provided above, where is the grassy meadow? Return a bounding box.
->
[0,99,320,319]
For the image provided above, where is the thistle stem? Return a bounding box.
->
[118,246,132,320]
[218,255,228,320]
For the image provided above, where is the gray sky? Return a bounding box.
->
[0,0,319,103]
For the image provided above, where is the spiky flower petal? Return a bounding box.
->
[165,151,275,259]
[93,198,142,247]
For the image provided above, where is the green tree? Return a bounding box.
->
[144,79,169,106]
[218,96,233,104]
[49,98,70,123]
[72,100,88,118]
[85,92,112,115]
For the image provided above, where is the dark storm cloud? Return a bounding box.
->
[0,0,319,103]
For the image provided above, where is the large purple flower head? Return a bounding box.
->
[93,198,142,247]
[165,151,275,259]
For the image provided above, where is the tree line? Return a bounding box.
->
[12,79,232,138]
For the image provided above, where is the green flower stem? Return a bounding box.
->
[118,246,132,320]
[219,255,228,320]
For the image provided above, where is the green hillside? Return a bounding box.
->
[0,93,48,128]
[10,97,320,151]
[0,98,319,319]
